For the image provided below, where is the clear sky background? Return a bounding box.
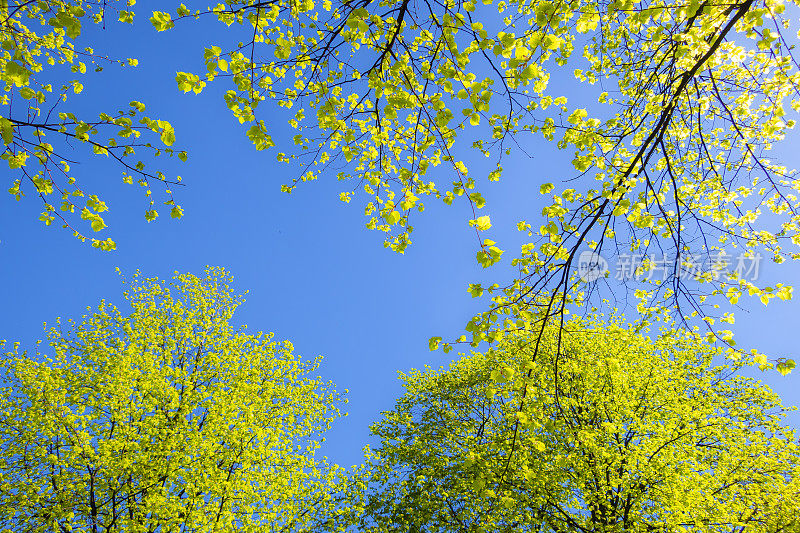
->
[1,4,798,467]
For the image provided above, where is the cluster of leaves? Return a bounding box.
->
[146,0,800,368]
[0,268,349,532]
[457,0,800,368]
[0,268,797,531]
[152,0,542,254]
[1,0,798,529]
[1,0,185,249]
[352,318,800,532]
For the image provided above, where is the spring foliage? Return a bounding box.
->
[1,0,185,250]
[148,0,800,366]
[4,0,799,364]
[356,319,800,531]
[0,268,345,533]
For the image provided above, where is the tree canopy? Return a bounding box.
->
[2,1,800,531]
[1,0,185,250]
[0,268,346,533]
[150,0,799,365]
[354,318,800,532]
[3,0,800,364]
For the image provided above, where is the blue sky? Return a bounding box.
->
[1,4,798,467]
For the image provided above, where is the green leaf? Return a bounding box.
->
[150,11,175,31]
[469,215,492,231]
[776,359,795,376]
[385,211,401,225]
[4,61,30,87]
[160,126,176,147]
[0,118,14,145]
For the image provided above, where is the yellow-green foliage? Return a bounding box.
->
[151,0,800,257]
[357,318,800,532]
[1,1,184,249]
[0,267,346,533]
[149,0,799,364]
